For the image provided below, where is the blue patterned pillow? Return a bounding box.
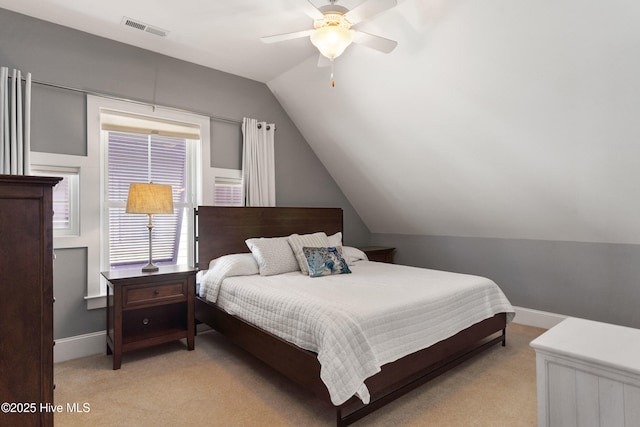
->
[302,246,352,278]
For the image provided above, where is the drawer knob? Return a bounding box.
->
[142,318,150,325]
[153,289,160,296]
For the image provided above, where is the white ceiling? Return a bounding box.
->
[0,0,378,83]
[3,0,640,245]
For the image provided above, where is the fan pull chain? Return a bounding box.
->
[330,59,335,87]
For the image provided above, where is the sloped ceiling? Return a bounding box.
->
[2,0,640,244]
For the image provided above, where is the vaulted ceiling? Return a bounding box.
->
[3,0,640,245]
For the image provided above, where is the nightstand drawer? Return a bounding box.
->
[123,282,187,308]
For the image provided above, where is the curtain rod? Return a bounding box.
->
[8,74,243,125]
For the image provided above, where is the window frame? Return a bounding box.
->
[87,95,208,309]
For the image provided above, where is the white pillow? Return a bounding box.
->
[327,231,342,247]
[246,236,300,276]
[287,232,329,275]
[199,253,259,298]
[207,253,259,275]
[343,246,368,265]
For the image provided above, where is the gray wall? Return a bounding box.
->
[267,1,640,332]
[372,233,640,329]
[0,8,370,339]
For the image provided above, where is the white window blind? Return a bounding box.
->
[31,166,80,236]
[107,131,187,268]
[214,177,243,206]
[52,176,70,229]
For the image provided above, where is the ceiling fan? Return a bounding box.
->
[261,0,398,85]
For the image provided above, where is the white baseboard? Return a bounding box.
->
[512,306,566,330]
[54,331,106,363]
[53,307,565,363]
[54,324,213,363]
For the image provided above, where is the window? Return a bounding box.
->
[31,165,80,237]
[214,177,243,206]
[87,95,209,308]
[101,109,202,271]
[106,132,188,269]
[53,176,72,229]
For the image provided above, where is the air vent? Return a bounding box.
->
[121,17,169,37]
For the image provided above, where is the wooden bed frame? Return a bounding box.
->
[194,206,507,426]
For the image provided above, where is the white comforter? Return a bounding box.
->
[200,260,515,406]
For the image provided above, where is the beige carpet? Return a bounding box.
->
[54,323,544,426]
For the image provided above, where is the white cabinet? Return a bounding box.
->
[530,317,640,427]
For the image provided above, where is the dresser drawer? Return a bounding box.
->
[123,281,187,308]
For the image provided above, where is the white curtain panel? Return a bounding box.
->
[0,67,31,175]
[241,117,275,207]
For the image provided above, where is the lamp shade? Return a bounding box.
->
[310,26,354,59]
[126,183,174,214]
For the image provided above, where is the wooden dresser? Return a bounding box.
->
[0,175,61,427]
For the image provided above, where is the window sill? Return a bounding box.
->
[84,294,106,310]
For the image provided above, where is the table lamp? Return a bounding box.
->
[125,183,174,272]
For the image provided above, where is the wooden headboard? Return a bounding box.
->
[196,206,343,268]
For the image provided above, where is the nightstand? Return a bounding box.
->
[359,246,396,263]
[101,265,196,370]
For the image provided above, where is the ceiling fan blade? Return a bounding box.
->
[302,0,325,20]
[352,31,398,53]
[345,0,397,25]
[261,29,313,44]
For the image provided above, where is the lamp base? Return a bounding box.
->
[141,263,159,273]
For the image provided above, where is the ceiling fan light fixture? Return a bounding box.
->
[309,11,354,60]
[260,0,399,84]
[310,26,353,59]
